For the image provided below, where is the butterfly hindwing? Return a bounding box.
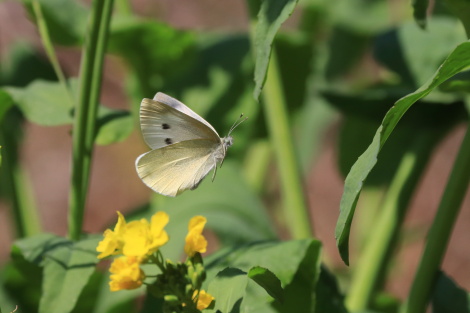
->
[135,139,221,197]
[140,98,220,150]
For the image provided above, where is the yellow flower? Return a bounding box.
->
[109,256,145,291]
[96,212,126,259]
[121,211,169,258]
[184,216,208,257]
[193,289,214,310]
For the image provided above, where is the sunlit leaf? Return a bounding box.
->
[5,80,74,126]
[335,40,470,265]
[248,267,284,304]
[207,268,248,313]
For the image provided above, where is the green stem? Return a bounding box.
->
[31,0,74,106]
[262,50,312,239]
[401,124,470,313]
[68,0,114,240]
[245,0,311,238]
[346,132,434,311]
[0,111,41,237]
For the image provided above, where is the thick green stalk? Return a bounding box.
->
[346,132,434,311]
[68,0,114,240]
[262,50,312,239]
[401,124,470,313]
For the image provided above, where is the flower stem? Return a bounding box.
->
[68,0,114,240]
[401,124,470,313]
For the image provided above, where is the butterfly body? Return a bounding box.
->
[135,93,234,197]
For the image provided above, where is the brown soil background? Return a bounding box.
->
[0,0,469,302]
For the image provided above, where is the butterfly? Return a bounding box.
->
[135,92,246,197]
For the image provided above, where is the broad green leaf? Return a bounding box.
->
[11,234,101,313]
[432,271,470,313]
[207,268,249,313]
[335,40,470,265]
[95,107,133,145]
[5,80,74,126]
[205,239,322,312]
[374,18,466,89]
[253,0,299,100]
[11,233,68,265]
[21,0,88,46]
[248,267,284,304]
[39,237,100,313]
[108,16,195,109]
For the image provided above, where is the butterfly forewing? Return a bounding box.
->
[153,92,219,134]
[140,98,220,150]
[136,139,221,197]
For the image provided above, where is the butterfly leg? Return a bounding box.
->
[211,157,218,182]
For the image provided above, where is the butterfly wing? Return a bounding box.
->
[140,97,220,150]
[135,139,222,197]
[153,92,218,134]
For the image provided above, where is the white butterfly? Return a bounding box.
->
[135,92,245,197]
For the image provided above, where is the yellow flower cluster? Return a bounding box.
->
[97,211,169,260]
[96,211,169,291]
[96,212,214,310]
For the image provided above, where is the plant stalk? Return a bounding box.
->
[401,124,470,313]
[68,0,114,240]
[262,50,312,239]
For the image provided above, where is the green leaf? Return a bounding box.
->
[335,40,470,265]
[207,268,249,313]
[5,79,74,126]
[108,16,195,106]
[95,107,133,145]
[12,234,101,313]
[412,0,429,29]
[248,267,284,304]
[0,90,13,122]
[21,0,88,46]
[315,266,348,313]
[204,239,322,312]
[432,271,470,313]
[253,0,299,100]
[39,237,100,313]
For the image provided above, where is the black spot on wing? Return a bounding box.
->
[162,123,170,129]
[165,138,173,145]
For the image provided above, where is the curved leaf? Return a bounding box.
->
[253,0,299,100]
[335,40,470,265]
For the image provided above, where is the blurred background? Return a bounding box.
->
[0,0,469,302]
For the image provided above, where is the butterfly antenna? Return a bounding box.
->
[228,113,248,136]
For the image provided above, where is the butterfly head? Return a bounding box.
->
[223,136,233,148]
